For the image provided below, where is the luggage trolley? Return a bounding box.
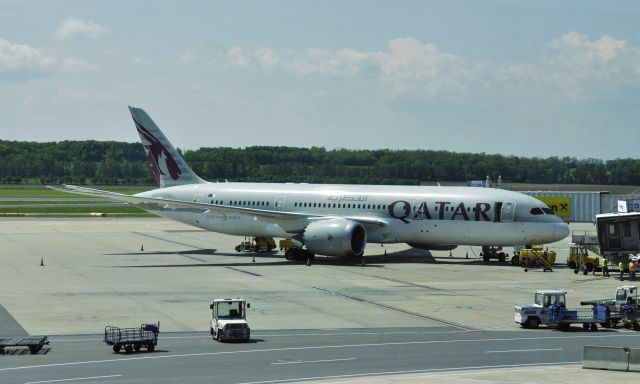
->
[104,322,159,354]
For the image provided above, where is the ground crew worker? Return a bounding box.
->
[619,260,625,281]
[601,257,609,277]
[631,259,637,281]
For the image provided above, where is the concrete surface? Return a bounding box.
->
[2,218,635,383]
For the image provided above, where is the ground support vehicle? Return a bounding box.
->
[279,239,294,252]
[480,246,506,262]
[210,298,250,342]
[104,322,159,353]
[284,247,315,261]
[515,290,604,331]
[567,244,599,275]
[0,336,49,354]
[581,286,640,328]
[518,247,556,272]
[235,237,276,252]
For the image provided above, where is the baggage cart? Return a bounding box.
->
[104,322,159,353]
[0,336,49,354]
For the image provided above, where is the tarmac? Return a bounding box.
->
[0,218,637,382]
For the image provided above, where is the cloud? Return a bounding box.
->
[0,37,98,80]
[0,37,56,79]
[221,38,467,96]
[543,31,639,97]
[179,50,198,64]
[55,18,109,40]
[192,33,640,100]
[60,57,98,72]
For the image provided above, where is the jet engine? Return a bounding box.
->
[407,243,458,251]
[302,219,367,257]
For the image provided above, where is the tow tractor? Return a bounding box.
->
[234,237,276,253]
[210,298,251,342]
[581,286,640,329]
[515,290,605,331]
[480,246,507,262]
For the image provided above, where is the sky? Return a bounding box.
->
[0,0,639,160]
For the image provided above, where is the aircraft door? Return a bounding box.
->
[494,201,515,222]
[274,196,286,212]
[194,194,203,203]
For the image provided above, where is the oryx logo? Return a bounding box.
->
[133,118,182,183]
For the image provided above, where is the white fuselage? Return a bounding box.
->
[136,182,569,247]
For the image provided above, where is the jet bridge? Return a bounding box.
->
[595,212,640,264]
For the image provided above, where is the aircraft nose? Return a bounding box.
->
[554,223,570,241]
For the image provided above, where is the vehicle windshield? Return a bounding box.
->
[216,302,244,319]
[536,293,565,306]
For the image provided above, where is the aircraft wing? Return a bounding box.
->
[47,185,388,228]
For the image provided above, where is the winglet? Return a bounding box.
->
[128,106,205,187]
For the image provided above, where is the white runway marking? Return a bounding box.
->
[25,375,122,384]
[272,357,357,365]
[485,348,562,353]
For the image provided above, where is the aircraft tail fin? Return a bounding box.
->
[128,106,206,188]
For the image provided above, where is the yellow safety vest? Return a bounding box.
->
[619,262,625,271]
[601,258,607,267]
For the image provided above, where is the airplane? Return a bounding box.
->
[53,106,570,259]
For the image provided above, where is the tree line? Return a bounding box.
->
[0,140,639,186]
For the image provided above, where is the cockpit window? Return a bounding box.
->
[530,208,544,215]
[542,208,555,215]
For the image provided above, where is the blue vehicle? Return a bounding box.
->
[515,290,603,331]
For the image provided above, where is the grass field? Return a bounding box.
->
[0,185,155,217]
[0,186,151,198]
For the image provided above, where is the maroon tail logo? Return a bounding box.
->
[133,118,182,184]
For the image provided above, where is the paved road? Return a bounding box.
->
[2,327,640,384]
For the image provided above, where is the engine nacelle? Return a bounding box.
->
[302,219,367,257]
[407,243,458,251]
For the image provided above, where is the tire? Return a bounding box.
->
[590,323,598,331]
[569,261,576,270]
[559,323,570,331]
[125,344,133,354]
[499,255,505,263]
[216,331,223,342]
[483,255,489,263]
[147,343,155,352]
[285,249,294,260]
[245,330,250,342]
[511,256,518,266]
[583,323,590,330]
[526,317,540,329]
[134,344,141,352]
[113,344,121,353]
